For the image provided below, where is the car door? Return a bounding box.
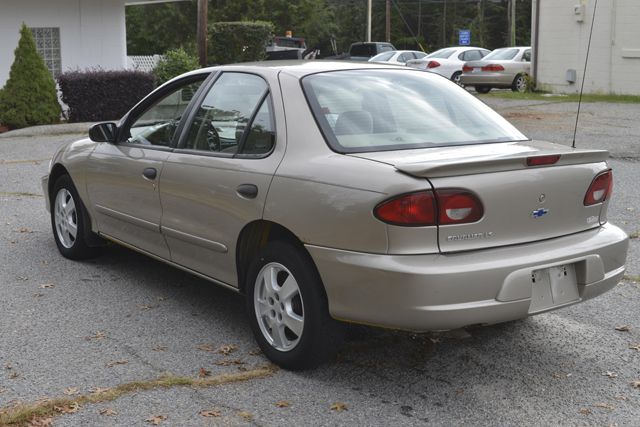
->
[159,71,285,287]
[85,75,207,258]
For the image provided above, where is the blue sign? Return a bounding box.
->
[459,29,471,46]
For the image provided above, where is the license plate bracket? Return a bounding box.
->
[529,264,579,313]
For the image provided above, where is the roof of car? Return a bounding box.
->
[182,60,409,80]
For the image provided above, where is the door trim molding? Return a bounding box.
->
[95,204,159,232]
[161,226,228,253]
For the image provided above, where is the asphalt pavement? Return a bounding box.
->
[0,99,638,426]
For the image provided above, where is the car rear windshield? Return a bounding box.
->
[483,48,520,60]
[427,48,456,59]
[370,51,395,62]
[302,69,527,153]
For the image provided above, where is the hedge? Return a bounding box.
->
[58,70,155,122]
[208,21,274,65]
[153,48,200,85]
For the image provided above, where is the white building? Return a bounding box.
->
[532,0,640,95]
[0,0,181,87]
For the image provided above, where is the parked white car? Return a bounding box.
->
[406,46,490,85]
[368,50,428,65]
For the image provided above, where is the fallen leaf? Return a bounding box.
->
[199,409,221,417]
[217,344,237,356]
[198,367,211,378]
[32,293,44,298]
[602,371,618,379]
[454,388,465,396]
[0,388,7,394]
[85,331,106,341]
[157,296,167,301]
[629,343,640,352]
[39,283,54,289]
[248,349,262,356]
[99,408,117,416]
[615,395,629,401]
[54,402,80,414]
[90,387,112,395]
[18,227,31,233]
[17,276,28,281]
[579,408,592,415]
[152,345,167,352]
[615,325,630,332]
[238,411,253,420]
[593,403,614,411]
[139,304,156,311]
[330,402,348,412]
[63,387,79,396]
[214,359,245,366]
[4,363,12,370]
[26,416,53,427]
[553,372,572,379]
[631,380,640,389]
[145,415,167,425]
[275,400,290,408]
[196,343,215,352]
[105,359,129,368]
[9,372,20,379]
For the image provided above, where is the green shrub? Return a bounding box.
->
[208,21,274,65]
[153,48,200,86]
[0,23,60,129]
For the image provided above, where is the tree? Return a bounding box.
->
[0,23,60,129]
[153,48,200,85]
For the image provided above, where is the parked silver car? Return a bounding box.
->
[43,61,628,370]
[461,46,532,93]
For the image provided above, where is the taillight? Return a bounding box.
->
[374,189,483,226]
[437,190,484,225]
[462,65,473,73]
[427,60,441,69]
[526,155,561,167]
[584,170,613,206]
[481,64,505,72]
[374,191,436,226]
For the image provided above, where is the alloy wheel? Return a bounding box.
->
[54,188,78,249]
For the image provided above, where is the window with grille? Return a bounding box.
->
[30,27,61,78]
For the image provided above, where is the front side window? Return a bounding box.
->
[302,69,527,153]
[523,49,532,62]
[125,79,204,147]
[183,73,270,155]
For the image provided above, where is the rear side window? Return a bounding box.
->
[302,69,526,153]
[370,51,394,62]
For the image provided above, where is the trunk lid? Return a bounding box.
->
[350,140,610,253]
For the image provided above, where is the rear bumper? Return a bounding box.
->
[307,223,628,331]
[461,72,516,87]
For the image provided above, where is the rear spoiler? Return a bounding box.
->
[395,148,609,178]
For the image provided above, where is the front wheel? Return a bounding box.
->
[246,241,343,370]
[51,174,102,260]
[475,85,491,94]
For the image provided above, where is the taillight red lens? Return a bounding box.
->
[374,190,483,226]
[374,191,436,226]
[584,170,613,206]
[427,60,441,69]
[462,65,473,73]
[481,64,505,72]
[437,190,484,225]
[526,155,561,166]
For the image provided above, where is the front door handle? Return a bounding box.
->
[236,184,258,199]
[142,168,157,180]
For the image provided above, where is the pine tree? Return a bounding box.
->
[0,23,60,129]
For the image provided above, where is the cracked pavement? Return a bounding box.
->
[0,98,639,426]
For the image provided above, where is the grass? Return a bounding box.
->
[623,274,640,283]
[480,91,640,104]
[0,366,276,426]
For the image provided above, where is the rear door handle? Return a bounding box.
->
[236,184,258,199]
[143,168,157,180]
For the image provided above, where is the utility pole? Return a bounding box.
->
[478,0,485,47]
[442,0,447,46]
[417,0,422,42]
[366,0,372,42]
[385,0,391,43]
[197,0,207,67]
[508,0,517,46]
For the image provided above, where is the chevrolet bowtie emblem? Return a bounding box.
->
[532,208,549,218]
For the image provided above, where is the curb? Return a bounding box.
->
[0,122,96,138]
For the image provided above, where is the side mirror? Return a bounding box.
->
[89,122,118,143]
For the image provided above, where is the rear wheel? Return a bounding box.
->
[512,74,527,92]
[451,71,463,87]
[246,241,343,370]
[51,175,102,260]
[475,85,491,94]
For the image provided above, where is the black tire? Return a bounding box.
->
[512,74,527,92]
[475,85,491,94]
[50,174,102,260]
[245,241,344,370]
[451,71,463,86]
